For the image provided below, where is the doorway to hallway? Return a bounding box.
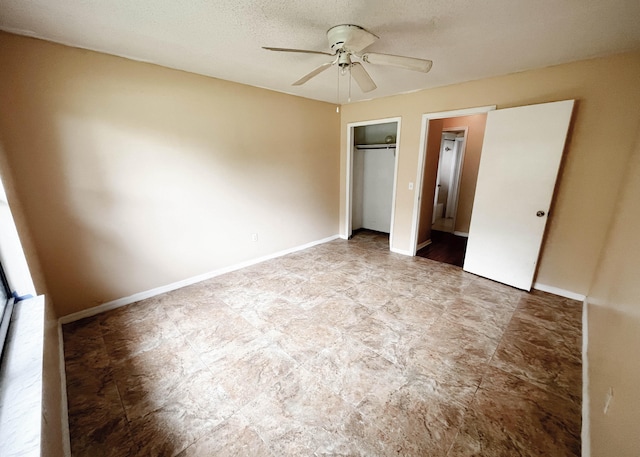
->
[413,107,491,268]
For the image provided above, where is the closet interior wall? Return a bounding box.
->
[352,122,398,234]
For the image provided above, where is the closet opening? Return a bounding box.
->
[345,118,401,250]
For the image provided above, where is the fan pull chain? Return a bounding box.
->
[336,64,340,110]
[348,65,352,103]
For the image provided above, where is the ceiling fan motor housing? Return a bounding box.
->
[327,24,379,53]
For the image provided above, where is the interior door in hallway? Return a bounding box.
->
[463,100,574,290]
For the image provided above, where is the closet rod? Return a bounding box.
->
[355,144,396,150]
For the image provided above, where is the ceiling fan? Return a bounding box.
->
[263,24,433,94]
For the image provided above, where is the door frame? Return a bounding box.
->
[410,105,496,255]
[433,127,468,232]
[343,117,402,248]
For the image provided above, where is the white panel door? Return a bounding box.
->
[362,148,395,233]
[463,100,574,290]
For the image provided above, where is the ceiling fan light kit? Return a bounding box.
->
[263,24,433,97]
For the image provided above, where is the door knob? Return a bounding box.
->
[536,211,546,217]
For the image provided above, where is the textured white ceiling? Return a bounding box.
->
[1,0,639,103]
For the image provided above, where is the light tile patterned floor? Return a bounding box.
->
[63,230,581,456]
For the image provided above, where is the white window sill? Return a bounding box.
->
[0,296,45,457]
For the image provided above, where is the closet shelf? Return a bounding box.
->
[355,143,396,149]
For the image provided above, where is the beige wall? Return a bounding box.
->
[0,32,340,316]
[417,119,443,244]
[340,51,640,295]
[586,129,640,456]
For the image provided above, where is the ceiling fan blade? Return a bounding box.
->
[263,47,333,56]
[361,52,433,73]
[292,61,334,86]
[350,62,377,93]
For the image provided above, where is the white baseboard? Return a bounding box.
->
[57,323,71,457]
[59,234,340,324]
[582,297,590,457]
[453,231,469,237]
[390,247,413,256]
[532,282,586,301]
[416,240,432,251]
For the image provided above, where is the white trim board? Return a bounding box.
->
[416,240,432,250]
[453,231,469,237]
[343,117,402,247]
[59,234,340,324]
[390,247,413,256]
[532,282,586,301]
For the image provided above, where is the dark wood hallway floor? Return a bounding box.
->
[416,230,468,267]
